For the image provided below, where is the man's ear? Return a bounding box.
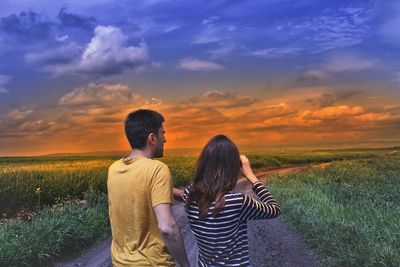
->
[148,133,156,145]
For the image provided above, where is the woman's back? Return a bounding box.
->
[184,181,280,266]
[183,135,280,266]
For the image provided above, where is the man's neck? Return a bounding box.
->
[127,148,153,159]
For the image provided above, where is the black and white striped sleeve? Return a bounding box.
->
[239,181,281,222]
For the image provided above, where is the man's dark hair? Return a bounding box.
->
[125,109,164,149]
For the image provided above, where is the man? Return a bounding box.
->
[108,109,189,266]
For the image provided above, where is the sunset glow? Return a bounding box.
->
[0,1,399,155]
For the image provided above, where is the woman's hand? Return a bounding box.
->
[173,188,184,202]
[240,155,259,184]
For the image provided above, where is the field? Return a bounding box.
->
[269,155,400,266]
[0,149,399,266]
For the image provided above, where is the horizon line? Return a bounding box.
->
[1,145,399,158]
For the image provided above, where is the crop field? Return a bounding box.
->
[269,155,400,266]
[0,150,386,216]
[0,148,398,266]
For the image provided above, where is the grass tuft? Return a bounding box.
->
[0,193,110,266]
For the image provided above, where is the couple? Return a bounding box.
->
[107,109,281,266]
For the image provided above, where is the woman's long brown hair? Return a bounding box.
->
[186,135,241,219]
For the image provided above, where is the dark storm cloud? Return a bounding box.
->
[25,43,81,65]
[57,7,96,30]
[0,11,54,42]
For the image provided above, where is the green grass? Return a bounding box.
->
[268,156,400,266]
[0,158,114,215]
[0,150,391,215]
[0,193,110,266]
[0,149,397,266]
[247,150,385,168]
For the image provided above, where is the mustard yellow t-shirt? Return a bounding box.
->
[107,157,175,266]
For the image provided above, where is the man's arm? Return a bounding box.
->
[154,203,190,267]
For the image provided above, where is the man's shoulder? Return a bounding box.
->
[148,159,171,176]
[108,157,169,175]
[108,158,123,170]
[133,158,169,173]
[151,158,168,168]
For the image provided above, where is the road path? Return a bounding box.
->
[57,163,326,267]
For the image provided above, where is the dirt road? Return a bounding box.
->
[57,163,326,267]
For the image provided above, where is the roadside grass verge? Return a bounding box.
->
[0,193,110,267]
[268,156,400,266]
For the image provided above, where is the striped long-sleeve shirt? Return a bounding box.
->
[183,181,281,267]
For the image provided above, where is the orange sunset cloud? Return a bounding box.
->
[0,83,399,156]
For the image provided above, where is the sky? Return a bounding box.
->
[0,0,399,156]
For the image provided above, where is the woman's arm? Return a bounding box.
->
[239,155,281,221]
[239,181,281,221]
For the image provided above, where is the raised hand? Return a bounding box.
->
[240,155,258,184]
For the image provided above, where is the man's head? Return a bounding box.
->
[125,109,166,158]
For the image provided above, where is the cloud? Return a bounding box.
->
[252,47,302,58]
[295,53,378,86]
[384,105,400,115]
[163,25,180,33]
[79,26,148,73]
[59,83,141,106]
[57,7,96,30]
[305,91,362,108]
[334,90,362,100]
[192,34,221,45]
[323,53,377,72]
[178,58,224,71]
[163,105,231,142]
[1,86,400,154]
[305,94,336,108]
[0,107,60,140]
[307,105,365,120]
[25,42,81,65]
[191,16,221,44]
[236,103,298,124]
[272,5,373,52]
[146,97,163,106]
[208,44,237,59]
[0,75,11,93]
[202,16,219,26]
[5,108,34,120]
[0,111,72,140]
[0,11,54,43]
[311,6,372,50]
[295,69,330,86]
[55,35,69,42]
[45,25,149,75]
[192,16,238,46]
[0,82,149,146]
[185,90,257,108]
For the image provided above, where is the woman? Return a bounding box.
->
[183,135,281,266]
